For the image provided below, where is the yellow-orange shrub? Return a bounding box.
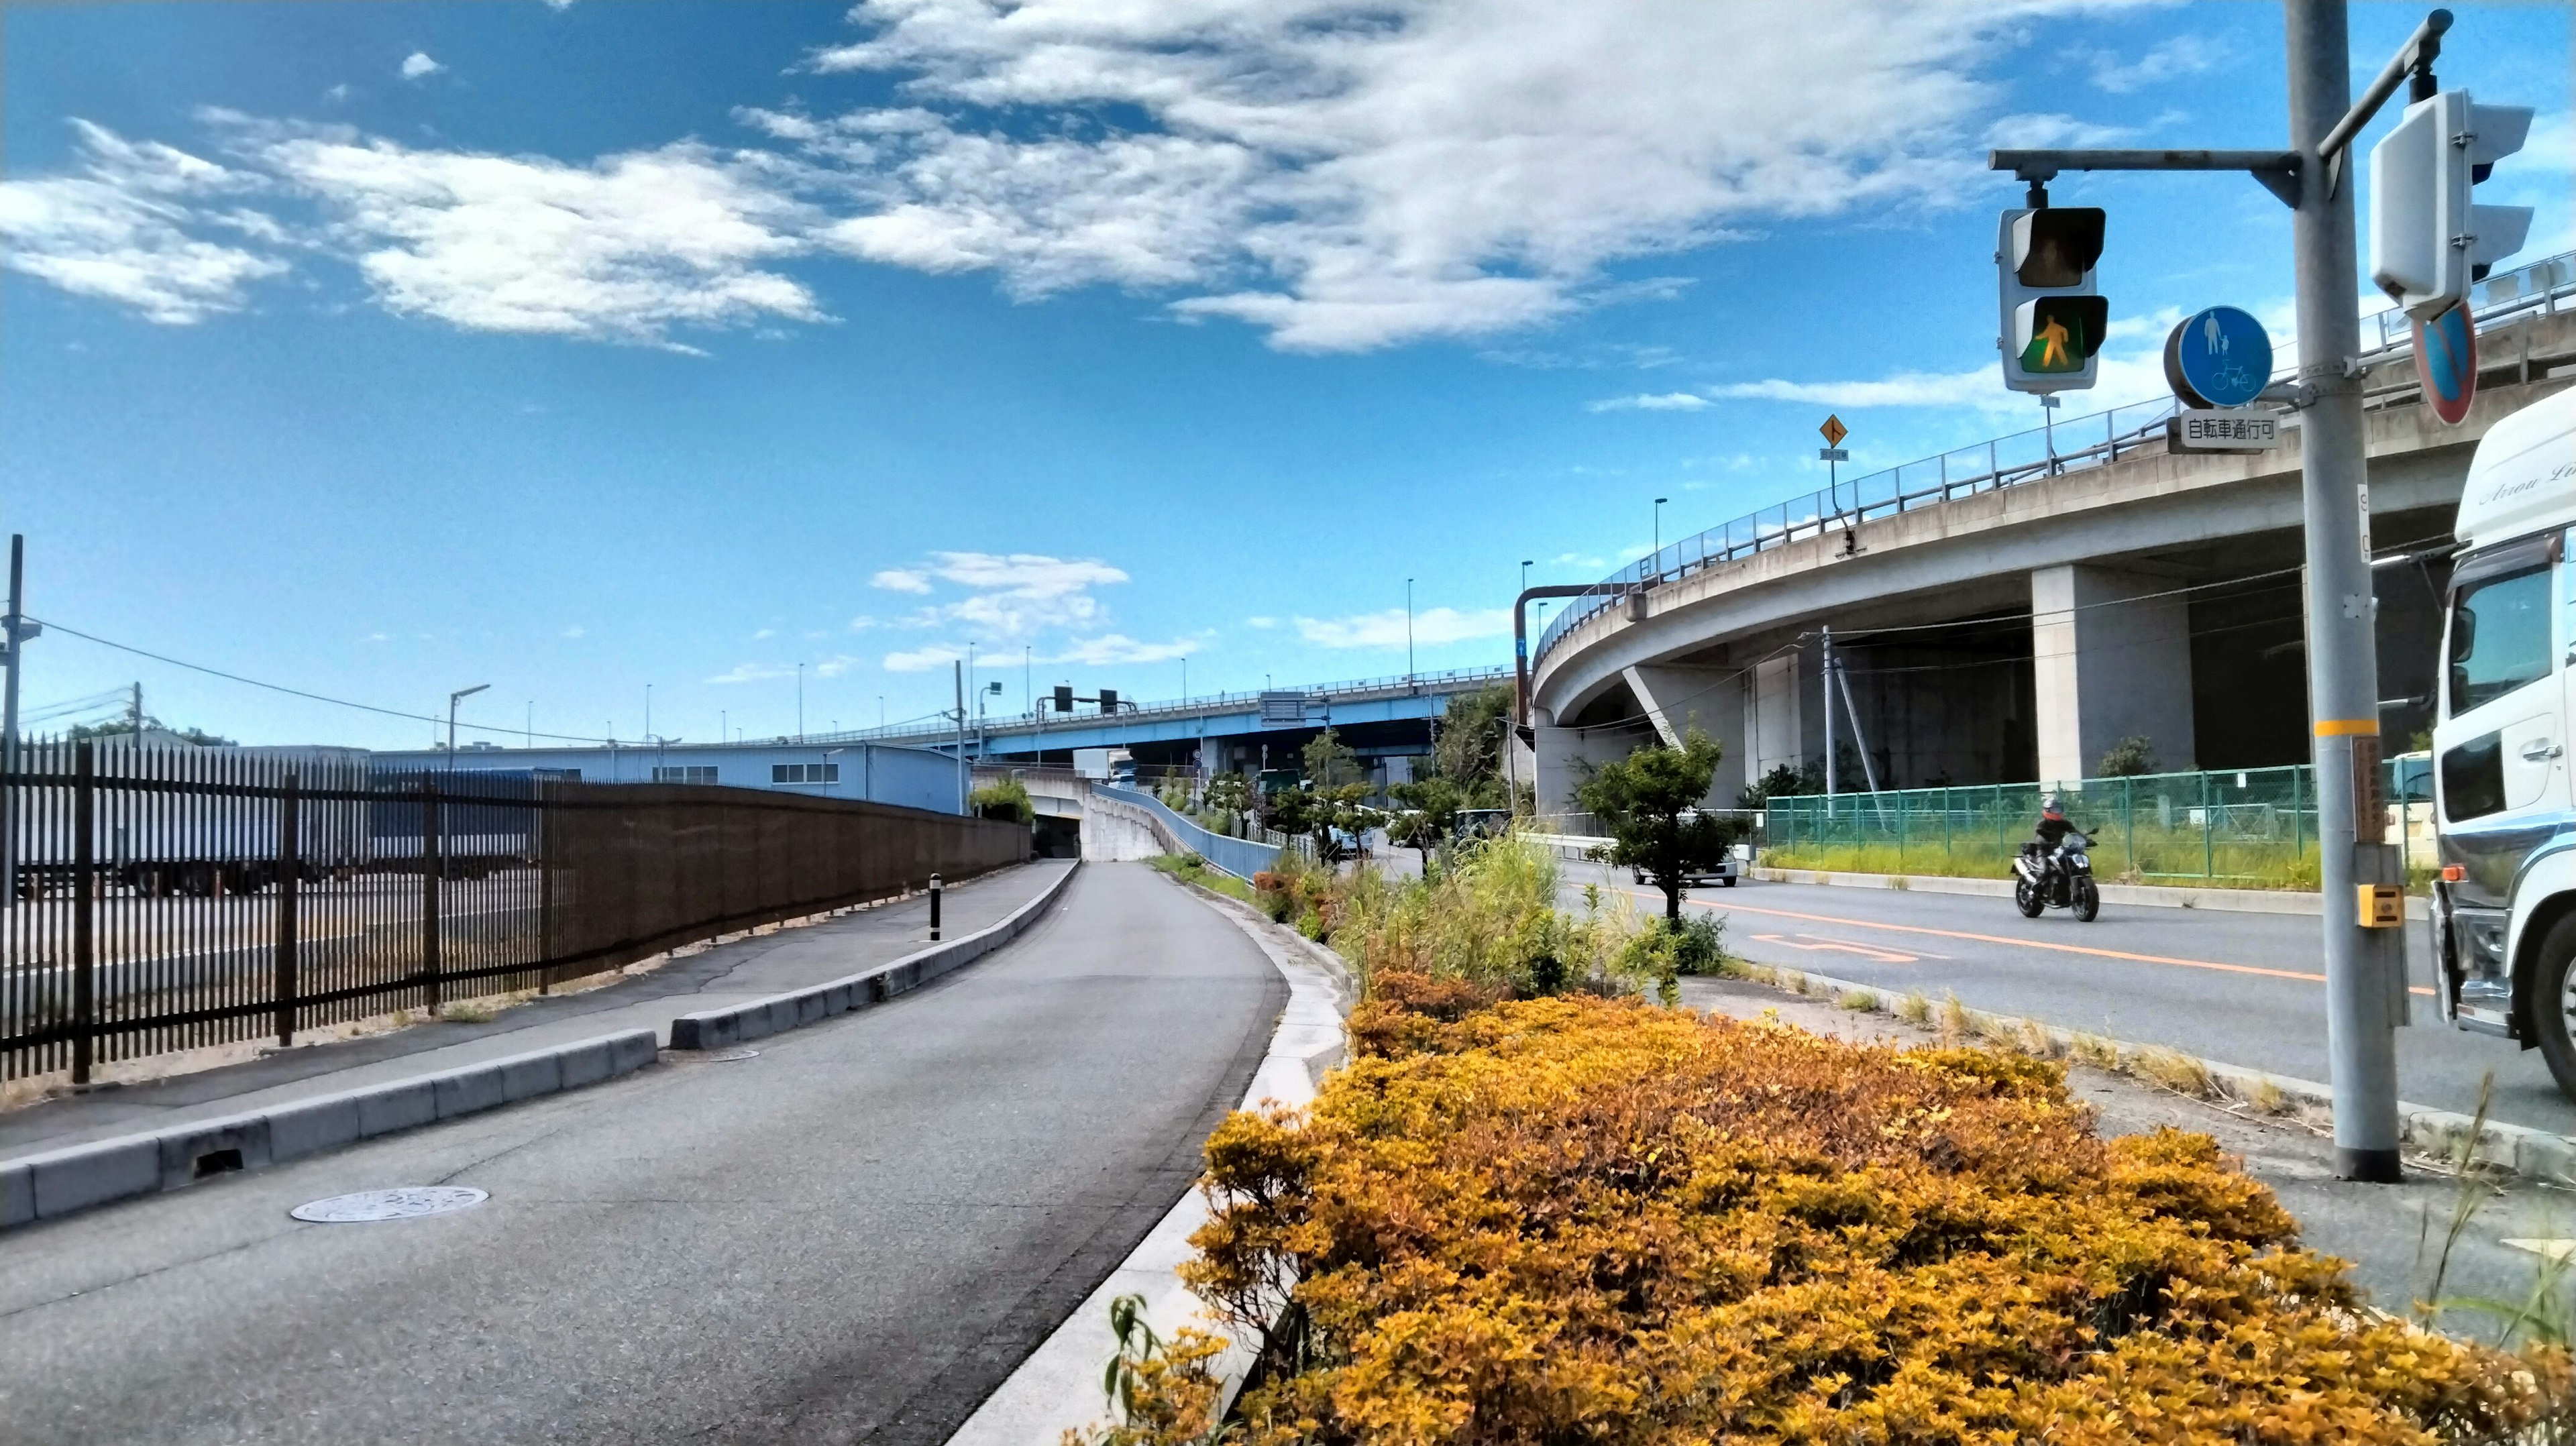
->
[1135,988,2567,1446]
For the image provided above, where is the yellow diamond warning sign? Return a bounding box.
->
[1819,414,1847,447]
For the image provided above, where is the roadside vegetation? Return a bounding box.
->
[969,777,1037,826]
[1148,852,1256,907]
[1093,990,2575,1446]
[1756,836,2345,892]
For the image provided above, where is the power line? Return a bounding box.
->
[29,615,619,746]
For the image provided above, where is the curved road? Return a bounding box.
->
[0,863,1286,1446]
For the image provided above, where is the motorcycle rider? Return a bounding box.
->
[2027,795,2090,883]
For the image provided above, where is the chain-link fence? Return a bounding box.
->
[1762,759,2434,887]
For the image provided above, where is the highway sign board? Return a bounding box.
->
[1258,690,1307,726]
[2413,300,2478,425]
[1817,447,1849,462]
[2163,306,2273,408]
[2167,408,2283,453]
[1819,414,1847,447]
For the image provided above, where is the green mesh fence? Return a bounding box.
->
[1760,759,2434,888]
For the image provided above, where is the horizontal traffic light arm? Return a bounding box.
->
[1988,149,2302,209]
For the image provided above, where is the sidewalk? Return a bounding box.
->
[0,860,1075,1159]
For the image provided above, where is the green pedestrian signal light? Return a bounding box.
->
[2014,296,2108,374]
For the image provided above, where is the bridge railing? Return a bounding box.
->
[1097,784,1307,880]
[820,665,1513,748]
[1533,247,2576,670]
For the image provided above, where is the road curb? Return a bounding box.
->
[0,1028,657,1231]
[1743,865,2429,919]
[665,862,1081,1051]
[945,877,1352,1446]
[1715,960,2569,1184]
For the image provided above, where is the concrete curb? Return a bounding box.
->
[666,862,1080,1052]
[0,1029,657,1231]
[1717,960,2571,1186]
[945,879,1352,1446]
[1744,865,2430,920]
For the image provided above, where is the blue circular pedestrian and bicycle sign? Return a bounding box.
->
[2163,305,2273,409]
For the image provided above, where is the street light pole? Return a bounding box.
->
[1653,498,1668,563]
[446,683,489,765]
[1405,577,1415,687]
[796,663,805,742]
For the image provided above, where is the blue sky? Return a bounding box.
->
[1,0,2568,748]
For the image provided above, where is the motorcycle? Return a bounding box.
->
[2012,833,2100,922]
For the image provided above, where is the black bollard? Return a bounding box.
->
[928,873,943,941]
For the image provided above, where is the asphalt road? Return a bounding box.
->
[0,863,1286,1446]
[1557,860,2576,1137]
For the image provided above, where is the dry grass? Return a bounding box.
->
[2017,1017,2059,1058]
[2249,1075,2290,1115]
[2070,1031,2123,1069]
[1837,988,1882,1013]
[1896,991,1932,1025]
[1779,968,1809,997]
[1939,991,1972,1042]
[2134,1045,2218,1099]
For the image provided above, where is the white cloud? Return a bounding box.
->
[1295,606,1511,649]
[814,654,860,677]
[399,52,445,82]
[870,567,932,592]
[325,84,352,104]
[2090,37,2216,95]
[790,0,2086,351]
[1245,616,1277,629]
[706,661,798,684]
[1587,391,1712,413]
[560,624,586,638]
[228,119,826,347]
[847,615,877,631]
[1043,634,1199,665]
[1980,113,2135,150]
[0,120,286,323]
[868,551,1132,641]
[882,643,967,673]
[752,627,776,639]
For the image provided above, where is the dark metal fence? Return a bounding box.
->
[1,740,1029,1082]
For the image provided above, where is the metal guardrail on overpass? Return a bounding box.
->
[1532,248,2576,669]
[812,665,1511,749]
[1095,785,1302,881]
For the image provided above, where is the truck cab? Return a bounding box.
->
[2431,386,2576,1095]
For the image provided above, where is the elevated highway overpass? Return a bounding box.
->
[1525,254,2576,814]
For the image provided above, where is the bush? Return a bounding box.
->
[1326,837,1641,999]
[1116,995,2569,1446]
[968,777,1036,826]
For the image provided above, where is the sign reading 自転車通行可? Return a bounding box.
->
[2167,408,2283,453]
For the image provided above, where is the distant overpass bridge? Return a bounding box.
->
[1523,252,2576,813]
[818,665,1510,782]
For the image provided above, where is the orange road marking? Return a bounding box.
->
[1615,885,2437,995]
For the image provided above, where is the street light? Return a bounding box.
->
[1653,497,1669,561]
[1405,577,1415,687]
[1520,559,1534,593]
[446,683,490,763]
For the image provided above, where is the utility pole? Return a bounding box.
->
[952,658,968,814]
[1405,577,1415,688]
[1983,0,2435,1182]
[446,683,488,765]
[644,683,652,744]
[129,681,143,737]
[1,537,40,907]
[1821,627,1837,816]
[796,663,804,743]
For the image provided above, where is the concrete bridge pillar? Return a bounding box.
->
[1623,663,1747,805]
[2031,564,2196,785]
[1744,653,1803,789]
[1532,724,1654,818]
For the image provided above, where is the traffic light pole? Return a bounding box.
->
[1990,1,2453,1183]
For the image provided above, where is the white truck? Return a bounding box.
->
[2430,384,2576,1097]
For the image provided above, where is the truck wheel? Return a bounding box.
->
[2528,915,2576,1103]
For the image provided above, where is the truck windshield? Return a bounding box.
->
[2449,559,2554,714]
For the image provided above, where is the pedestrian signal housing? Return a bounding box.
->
[1996,207,2107,394]
[2370,89,2533,322]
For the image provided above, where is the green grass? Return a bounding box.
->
[1150,852,1257,905]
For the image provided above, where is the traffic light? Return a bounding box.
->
[1053,685,1073,713]
[2371,89,2533,322]
[1097,688,1118,714]
[1995,206,2108,394]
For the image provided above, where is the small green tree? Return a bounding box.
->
[1202,773,1252,833]
[1430,683,1513,808]
[969,777,1037,826]
[2097,735,2159,777]
[1387,777,1464,874]
[1577,729,1735,922]
[1302,728,1367,789]
[1737,762,1807,810]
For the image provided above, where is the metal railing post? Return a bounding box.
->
[421,778,442,1013]
[537,785,555,995]
[2201,771,2214,880]
[72,740,95,1085]
[275,771,299,1048]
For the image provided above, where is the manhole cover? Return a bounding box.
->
[290,1186,488,1223]
[660,1047,759,1062]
